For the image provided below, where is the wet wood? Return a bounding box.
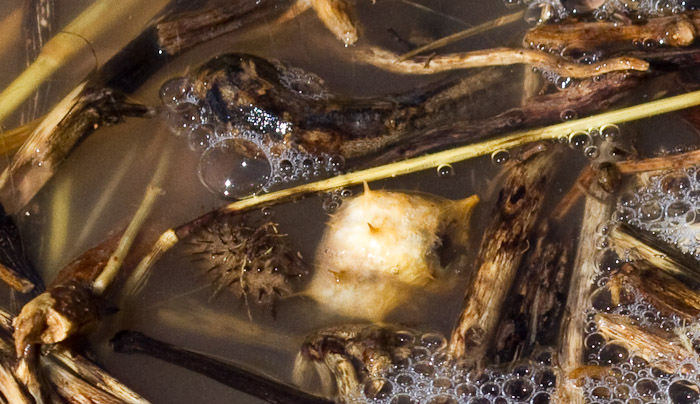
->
[0,308,150,404]
[368,72,642,165]
[12,232,121,357]
[492,223,570,363]
[595,313,692,372]
[111,330,334,404]
[610,262,700,321]
[0,82,153,214]
[156,0,279,55]
[557,196,612,404]
[608,223,700,285]
[524,12,697,52]
[0,204,42,295]
[448,148,558,361]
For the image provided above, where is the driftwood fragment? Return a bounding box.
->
[492,223,570,363]
[558,196,612,404]
[610,262,700,321]
[0,82,154,214]
[595,313,692,372]
[111,330,333,404]
[156,0,279,55]
[448,147,558,361]
[524,12,697,52]
[608,223,700,284]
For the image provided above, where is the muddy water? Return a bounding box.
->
[3,0,700,403]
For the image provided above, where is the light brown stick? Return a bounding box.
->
[610,263,700,321]
[595,313,692,372]
[557,196,612,404]
[524,12,697,51]
[448,148,558,361]
[358,46,648,79]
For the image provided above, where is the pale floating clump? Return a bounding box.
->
[293,323,557,403]
[186,216,307,312]
[305,183,479,321]
[613,167,700,257]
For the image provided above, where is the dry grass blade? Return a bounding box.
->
[359,46,648,78]
[398,10,525,61]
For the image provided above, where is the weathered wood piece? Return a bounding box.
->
[448,148,558,361]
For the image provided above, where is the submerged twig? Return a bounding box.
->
[359,46,649,78]
[0,82,154,214]
[112,330,333,404]
[608,223,700,284]
[369,72,641,164]
[156,0,278,55]
[557,196,612,404]
[448,148,558,361]
[595,313,692,371]
[524,12,697,51]
[610,262,700,321]
[398,10,526,61]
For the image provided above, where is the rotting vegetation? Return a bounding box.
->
[5,1,700,403]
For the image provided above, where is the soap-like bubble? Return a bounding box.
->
[614,166,700,254]
[197,139,271,200]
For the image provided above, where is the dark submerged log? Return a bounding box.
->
[0,204,43,295]
[111,330,334,404]
[492,223,571,364]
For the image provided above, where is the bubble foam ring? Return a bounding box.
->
[512,0,686,20]
[159,75,345,199]
[614,167,700,257]
[337,330,558,404]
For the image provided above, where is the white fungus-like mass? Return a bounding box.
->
[306,183,479,321]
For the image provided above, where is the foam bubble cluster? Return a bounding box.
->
[506,0,686,21]
[338,329,557,404]
[575,184,700,404]
[159,77,344,200]
[613,167,700,256]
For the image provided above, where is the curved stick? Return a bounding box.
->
[358,46,649,79]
